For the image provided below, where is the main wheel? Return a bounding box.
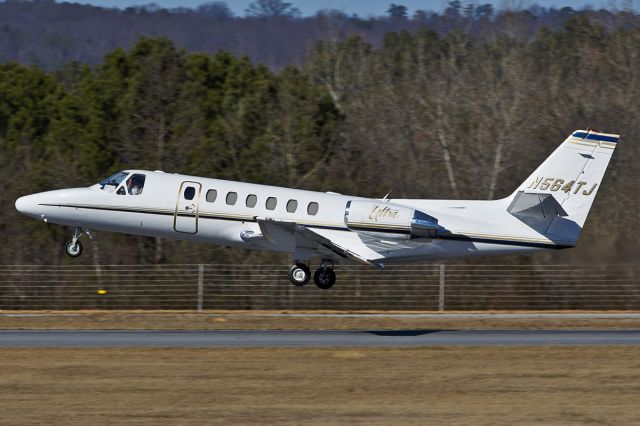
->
[314,268,336,290]
[65,240,83,257]
[288,263,311,286]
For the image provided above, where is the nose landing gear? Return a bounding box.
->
[65,227,92,258]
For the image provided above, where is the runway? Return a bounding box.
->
[1,329,640,347]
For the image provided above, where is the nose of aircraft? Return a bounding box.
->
[16,188,92,225]
[15,194,38,217]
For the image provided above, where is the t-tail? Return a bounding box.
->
[506,130,619,246]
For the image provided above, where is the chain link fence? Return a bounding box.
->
[0,263,638,311]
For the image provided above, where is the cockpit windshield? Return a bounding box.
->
[99,171,129,193]
[97,171,147,195]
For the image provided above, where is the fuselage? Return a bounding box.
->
[15,169,564,264]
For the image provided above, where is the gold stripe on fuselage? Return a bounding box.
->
[457,231,563,244]
[346,221,410,230]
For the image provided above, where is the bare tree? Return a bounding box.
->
[244,0,300,18]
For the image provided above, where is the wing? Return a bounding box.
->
[255,218,382,266]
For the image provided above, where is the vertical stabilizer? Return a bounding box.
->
[507,130,618,244]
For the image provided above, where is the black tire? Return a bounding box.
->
[314,268,336,290]
[288,263,310,286]
[65,240,83,257]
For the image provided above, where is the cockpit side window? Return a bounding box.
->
[99,171,129,193]
[126,174,146,195]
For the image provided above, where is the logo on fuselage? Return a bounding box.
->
[369,205,400,221]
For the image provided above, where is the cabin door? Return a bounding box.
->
[174,181,202,234]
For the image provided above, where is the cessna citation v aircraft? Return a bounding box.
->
[15,130,618,289]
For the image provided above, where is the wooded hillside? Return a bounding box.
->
[1,0,640,70]
[0,14,638,267]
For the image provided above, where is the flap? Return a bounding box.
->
[255,217,381,266]
[295,226,381,266]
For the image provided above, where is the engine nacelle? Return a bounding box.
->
[344,200,446,239]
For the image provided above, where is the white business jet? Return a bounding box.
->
[15,130,618,289]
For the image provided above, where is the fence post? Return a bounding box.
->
[92,240,104,310]
[439,264,445,312]
[197,264,204,312]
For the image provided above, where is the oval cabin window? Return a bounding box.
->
[266,197,277,210]
[286,199,298,213]
[206,189,217,203]
[246,194,257,208]
[226,192,238,205]
[307,202,319,215]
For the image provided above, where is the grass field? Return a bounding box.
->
[1,346,639,425]
[1,310,640,330]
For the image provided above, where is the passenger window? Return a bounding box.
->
[286,199,298,213]
[266,197,277,210]
[307,202,319,215]
[126,174,146,195]
[184,187,196,200]
[206,189,217,203]
[246,194,257,208]
[226,192,238,205]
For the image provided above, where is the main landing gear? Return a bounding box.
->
[288,260,336,290]
[288,263,311,286]
[65,227,92,258]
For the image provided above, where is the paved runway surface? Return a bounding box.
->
[1,329,640,347]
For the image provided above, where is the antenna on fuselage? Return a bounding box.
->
[382,189,392,200]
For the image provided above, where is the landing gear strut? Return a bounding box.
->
[65,227,92,258]
[313,260,336,290]
[288,262,311,286]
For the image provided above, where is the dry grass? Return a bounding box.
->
[1,346,640,425]
[1,310,640,330]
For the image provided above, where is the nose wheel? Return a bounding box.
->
[65,227,92,258]
[65,240,83,257]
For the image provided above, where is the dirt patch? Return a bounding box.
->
[1,346,639,425]
[1,310,640,330]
